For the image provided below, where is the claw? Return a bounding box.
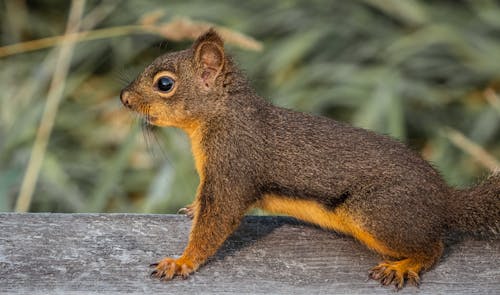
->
[381,271,395,286]
[395,279,404,291]
[407,271,421,287]
[177,206,195,219]
[150,262,159,267]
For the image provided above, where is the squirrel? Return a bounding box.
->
[120,29,500,289]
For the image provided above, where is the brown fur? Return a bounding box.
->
[121,29,500,289]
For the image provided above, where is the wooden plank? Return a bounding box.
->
[0,213,498,294]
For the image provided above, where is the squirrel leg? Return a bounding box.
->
[151,182,249,281]
[368,242,443,290]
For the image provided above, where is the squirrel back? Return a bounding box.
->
[121,29,500,289]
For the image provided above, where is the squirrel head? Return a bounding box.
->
[120,29,234,133]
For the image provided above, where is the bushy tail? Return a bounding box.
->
[448,172,500,236]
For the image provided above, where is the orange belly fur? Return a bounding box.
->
[257,194,400,258]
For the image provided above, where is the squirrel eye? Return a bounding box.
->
[156,76,175,92]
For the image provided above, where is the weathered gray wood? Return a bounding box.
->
[0,214,498,294]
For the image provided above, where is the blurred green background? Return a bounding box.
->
[0,0,499,213]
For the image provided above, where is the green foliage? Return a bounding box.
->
[0,0,499,213]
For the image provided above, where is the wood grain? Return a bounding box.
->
[0,214,498,294]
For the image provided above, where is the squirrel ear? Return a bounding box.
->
[193,29,225,87]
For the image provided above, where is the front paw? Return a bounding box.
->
[177,204,195,219]
[150,257,196,281]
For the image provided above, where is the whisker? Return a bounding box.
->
[157,40,169,52]
[138,106,169,163]
[121,100,170,166]
[140,105,152,151]
[141,117,152,151]
[149,125,169,161]
[114,73,130,87]
[144,122,169,162]
[114,68,136,87]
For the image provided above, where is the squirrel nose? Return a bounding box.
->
[120,89,132,108]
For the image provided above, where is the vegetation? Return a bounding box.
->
[0,0,499,213]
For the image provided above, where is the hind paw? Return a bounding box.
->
[369,260,421,290]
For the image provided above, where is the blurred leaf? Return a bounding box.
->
[363,0,428,27]
[353,72,406,139]
[34,152,86,211]
[0,169,21,211]
[1,0,499,213]
[142,162,175,213]
[87,123,140,212]
[467,0,500,28]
